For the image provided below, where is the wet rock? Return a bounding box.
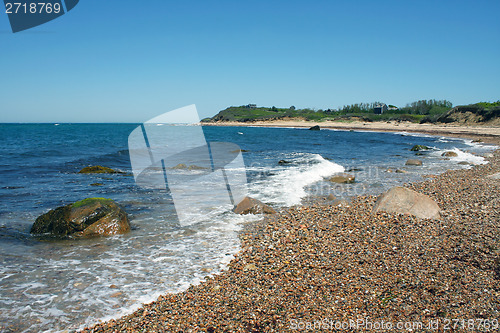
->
[484,153,494,158]
[308,125,320,131]
[410,145,430,151]
[79,166,122,174]
[458,161,471,165]
[233,197,277,215]
[405,159,423,166]
[395,169,407,173]
[90,183,104,186]
[328,173,355,183]
[31,198,130,238]
[442,151,458,157]
[278,160,291,165]
[347,168,362,172]
[373,187,441,219]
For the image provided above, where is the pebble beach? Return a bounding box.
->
[81,138,500,333]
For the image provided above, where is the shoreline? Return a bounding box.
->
[203,120,500,145]
[81,131,500,332]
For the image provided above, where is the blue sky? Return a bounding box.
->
[1,0,499,122]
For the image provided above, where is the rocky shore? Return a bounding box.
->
[81,147,499,332]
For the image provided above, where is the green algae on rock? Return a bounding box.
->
[78,166,123,174]
[31,198,130,238]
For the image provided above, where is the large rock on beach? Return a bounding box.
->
[79,165,122,174]
[328,173,355,183]
[373,187,441,219]
[31,198,130,238]
[308,125,320,131]
[233,197,277,215]
[405,159,423,166]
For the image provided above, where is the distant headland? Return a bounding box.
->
[202,100,500,126]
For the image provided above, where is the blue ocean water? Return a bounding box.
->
[0,124,495,332]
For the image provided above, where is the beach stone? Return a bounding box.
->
[458,161,471,165]
[487,172,500,180]
[395,169,407,173]
[405,159,423,166]
[308,125,320,131]
[79,165,122,174]
[326,194,336,201]
[328,173,355,183]
[410,145,430,151]
[31,198,130,238]
[373,187,441,219]
[233,196,277,215]
[442,151,458,157]
[484,153,494,158]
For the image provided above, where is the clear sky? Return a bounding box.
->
[1,0,499,122]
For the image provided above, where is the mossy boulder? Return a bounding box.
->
[31,198,130,238]
[79,166,122,174]
[410,145,430,151]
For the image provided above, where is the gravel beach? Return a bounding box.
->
[81,145,499,332]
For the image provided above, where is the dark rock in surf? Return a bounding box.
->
[410,145,430,151]
[31,198,130,238]
[308,125,320,131]
[442,151,458,157]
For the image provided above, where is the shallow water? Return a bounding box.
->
[0,124,495,332]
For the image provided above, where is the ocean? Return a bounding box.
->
[0,124,495,332]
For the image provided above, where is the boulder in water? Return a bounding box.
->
[31,198,130,238]
[79,166,122,174]
[308,125,320,131]
[442,151,458,157]
[405,159,423,166]
[328,173,355,183]
[410,145,430,151]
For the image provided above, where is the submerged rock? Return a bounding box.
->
[442,151,458,157]
[31,198,130,238]
[405,159,423,166]
[233,197,277,215]
[328,173,355,183]
[79,166,122,174]
[373,187,441,219]
[410,145,430,151]
[308,125,320,131]
[278,160,291,165]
